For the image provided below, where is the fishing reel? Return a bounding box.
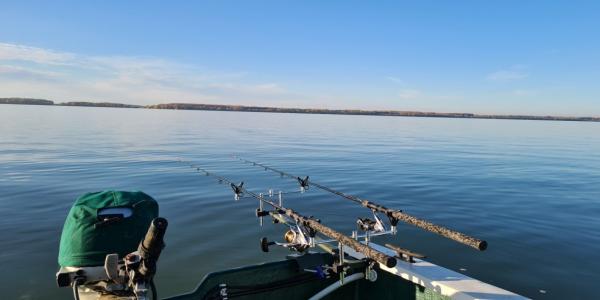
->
[352,210,396,244]
[260,221,315,253]
[357,212,385,233]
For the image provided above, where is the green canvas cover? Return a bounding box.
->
[58,191,158,267]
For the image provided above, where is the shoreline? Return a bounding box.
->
[2,98,598,123]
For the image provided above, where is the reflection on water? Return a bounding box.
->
[1,104,599,299]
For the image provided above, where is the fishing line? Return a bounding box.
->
[234,156,363,204]
[176,158,399,268]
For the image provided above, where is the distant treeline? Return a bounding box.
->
[60,102,142,108]
[147,103,600,122]
[2,97,599,122]
[0,98,141,108]
[0,98,54,105]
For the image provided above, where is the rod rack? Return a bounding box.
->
[234,156,487,251]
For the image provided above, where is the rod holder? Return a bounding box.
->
[233,157,488,252]
[285,208,397,268]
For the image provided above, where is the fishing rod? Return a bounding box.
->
[233,156,488,251]
[181,160,398,271]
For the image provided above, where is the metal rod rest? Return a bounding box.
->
[183,160,398,268]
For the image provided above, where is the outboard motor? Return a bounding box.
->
[56,191,167,300]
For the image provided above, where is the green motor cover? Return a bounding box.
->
[58,191,159,267]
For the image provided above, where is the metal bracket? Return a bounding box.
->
[385,243,425,263]
[230,182,244,200]
[297,176,309,192]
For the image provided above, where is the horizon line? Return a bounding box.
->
[1,97,599,122]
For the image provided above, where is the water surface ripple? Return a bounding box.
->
[1,105,599,299]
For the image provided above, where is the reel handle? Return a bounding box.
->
[260,237,276,252]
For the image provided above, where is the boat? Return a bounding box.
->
[55,159,529,300]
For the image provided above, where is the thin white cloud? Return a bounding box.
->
[486,66,529,82]
[0,43,74,65]
[0,42,294,105]
[0,64,62,80]
[387,77,424,100]
[398,89,422,100]
[388,77,455,102]
[386,76,405,84]
[513,89,538,96]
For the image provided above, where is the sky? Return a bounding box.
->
[0,0,599,116]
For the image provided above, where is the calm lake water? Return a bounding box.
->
[1,104,599,299]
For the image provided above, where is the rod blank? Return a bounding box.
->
[362,201,487,251]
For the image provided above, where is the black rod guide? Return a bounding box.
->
[180,160,397,268]
[233,156,487,251]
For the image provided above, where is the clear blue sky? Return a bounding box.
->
[1,1,598,115]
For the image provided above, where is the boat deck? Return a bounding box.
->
[165,248,526,300]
